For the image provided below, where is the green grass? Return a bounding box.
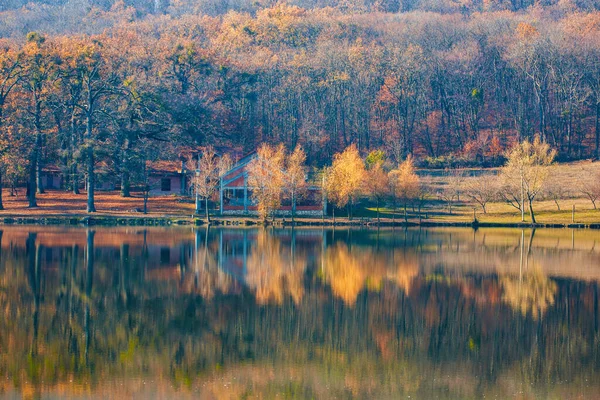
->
[438,199,600,225]
[338,198,600,225]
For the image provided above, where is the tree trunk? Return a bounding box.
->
[35,123,44,194]
[528,198,536,224]
[143,186,149,214]
[87,149,95,212]
[348,198,353,220]
[0,171,4,210]
[376,198,380,224]
[121,170,130,197]
[205,196,210,223]
[72,163,79,194]
[70,108,80,194]
[28,153,38,207]
[595,101,600,161]
[36,155,44,194]
[121,139,131,197]
[291,193,296,224]
[332,206,335,225]
[86,110,96,213]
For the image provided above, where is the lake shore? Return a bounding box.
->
[0,189,599,228]
[1,213,599,229]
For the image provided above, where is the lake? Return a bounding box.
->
[1,226,599,399]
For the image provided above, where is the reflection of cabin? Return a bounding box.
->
[147,160,187,196]
[217,229,325,283]
[219,153,325,216]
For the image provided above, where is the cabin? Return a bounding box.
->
[40,166,63,190]
[219,153,326,216]
[147,160,188,196]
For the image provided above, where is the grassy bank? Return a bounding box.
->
[0,189,599,228]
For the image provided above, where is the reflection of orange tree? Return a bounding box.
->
[323,243,419,306]
[323,243,368,306]
[500,265,557,319]
[245,229,306,305]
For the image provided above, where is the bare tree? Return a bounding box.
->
[543,177,570,211]
[578,171,600,210]
[189,146,232,223]
[438,171,464,215]
[462,174,499,214]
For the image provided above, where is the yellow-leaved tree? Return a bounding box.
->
[247,143,286,222]
[501,136,556,223]
[365,157,390,224]
[388,155,420,221]
[325,144,366,220]
[284,145,308,223]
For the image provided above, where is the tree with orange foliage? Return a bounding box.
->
[389,155,420,220]
[284,145,308,223]
[325,144,366,220]
[0,46,21,210]
[247,143,286,222]
[20,32,58,206]
[71,37,122,212]
[365,151,389,224]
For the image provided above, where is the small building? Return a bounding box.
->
[41,164,117,191]
[219,153,325,216]
[147,160,188,196]
[40,165,63,189]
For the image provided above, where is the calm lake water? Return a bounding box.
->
[1,226,600,399]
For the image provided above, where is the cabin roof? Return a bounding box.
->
[41,165,62,174]
[220,152,257,185]
[147,160,182,175]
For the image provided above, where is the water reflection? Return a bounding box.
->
[0,226,599,398]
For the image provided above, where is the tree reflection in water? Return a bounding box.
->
[0,226,599,398]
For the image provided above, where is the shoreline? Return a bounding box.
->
[0,213,599,229]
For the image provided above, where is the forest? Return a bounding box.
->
[1,0,600,211]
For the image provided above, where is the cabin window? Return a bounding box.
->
[161,178,171,192]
